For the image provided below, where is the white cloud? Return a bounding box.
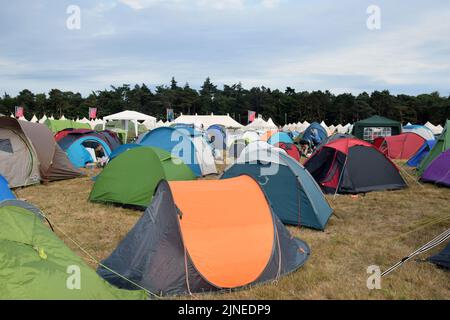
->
[267,9,450,89]
[118,0,278,10]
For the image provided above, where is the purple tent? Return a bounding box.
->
[421,149,450,187]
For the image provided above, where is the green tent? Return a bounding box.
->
[89,147,196,207]
[0,200,147,300]
[352,115,402,141]
[417,120,450,175]
[45,119,91,133]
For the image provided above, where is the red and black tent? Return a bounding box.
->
[274,142,301,161]
[304,138,407,194]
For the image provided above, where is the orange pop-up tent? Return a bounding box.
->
[98,176,310,296]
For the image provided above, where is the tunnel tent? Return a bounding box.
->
[304,138,407,194]
[97,176,310,296]
[0,200,147,300]
[222,149,332,230]
[351,115,401,141]
[137,127,217,177]
[417,120,450,175]
[374,132,426,160]
[89,146,196,208]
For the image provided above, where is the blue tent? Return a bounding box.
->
[137,127,217,177]
[302,122,328,146]
[60,136,112,168]
[267,132,294,145]
[407,140,437,167]
[207,125,226,150]
[0,175,15,201]
[109,144,142,161]
[221,152,333,230]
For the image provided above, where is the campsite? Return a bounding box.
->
[1,1,449,305]
[1,112,448,300]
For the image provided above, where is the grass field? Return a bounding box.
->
[14,162,450,300]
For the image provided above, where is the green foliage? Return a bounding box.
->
[1,78,449,125]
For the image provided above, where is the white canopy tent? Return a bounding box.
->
[174,113,243,129]
[244,117,277,131]
[103,110,156,136]
[38,115,48,124]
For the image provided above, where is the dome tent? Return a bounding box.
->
[305,138,407,194]
[420,149,450,187]
[221,144,332,230]
[0,200,146,300]
[374,132,425,160]
[274,142,301,161]
[302,122,328,146]
[137,127,217,177]
[402,125,435,141]
[90,147,196,208]
[97,176,310,296]
[0,175,15,201]
[407,140,437,167]
[417,120,450,175]
[0,117,81,187]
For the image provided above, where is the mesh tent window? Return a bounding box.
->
[0,139,13,154]
[363,127,392,141]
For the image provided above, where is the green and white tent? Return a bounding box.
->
[0,200,146,300]
[89,146,196,207]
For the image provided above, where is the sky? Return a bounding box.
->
[1,0,450,96]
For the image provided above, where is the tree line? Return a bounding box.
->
[1,77,449,125]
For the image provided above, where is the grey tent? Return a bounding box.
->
[0,117,81,187]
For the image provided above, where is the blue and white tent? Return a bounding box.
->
[137,127,217,177]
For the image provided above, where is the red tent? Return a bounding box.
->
[374,132,425,160]
[274,142,301,161]
[54,128,94,142]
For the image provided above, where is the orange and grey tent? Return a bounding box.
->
[98,176,310,296]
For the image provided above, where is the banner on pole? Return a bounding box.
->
[15,106,24,118]
[167,108,174,122]
[89,107,97,119]
[248,110,256,123]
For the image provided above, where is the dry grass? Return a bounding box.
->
[14,162,450,300]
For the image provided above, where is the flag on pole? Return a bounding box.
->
[89,107,97,119]
[166,108,174,122]
[15,106,24,118]
[248,110,256,123]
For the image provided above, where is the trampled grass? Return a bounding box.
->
[14,163,450,300]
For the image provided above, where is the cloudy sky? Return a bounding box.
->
[1,0,449,96]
